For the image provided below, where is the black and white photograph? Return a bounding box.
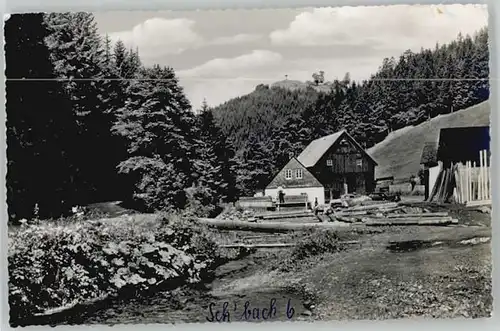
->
[4,4,492,326]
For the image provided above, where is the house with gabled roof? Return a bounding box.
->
[264,157,325,205]
[264,130,378,205]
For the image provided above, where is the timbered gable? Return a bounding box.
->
[266,157,322,189]
[316,135,375,174]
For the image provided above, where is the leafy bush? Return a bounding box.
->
[183,186,220,218]
[292,229,349,260]
[8,214,220,321]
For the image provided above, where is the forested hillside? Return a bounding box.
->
[5,13,237,221]
[213,27,489,191]
[5,13,489,221]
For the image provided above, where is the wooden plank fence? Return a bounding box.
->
[453,149,491,205]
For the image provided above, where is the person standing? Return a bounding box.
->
[314,197,319,215]
[278,190,285,204]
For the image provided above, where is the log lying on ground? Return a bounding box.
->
[332,215,359,223]
[255,210,312,218]
[335,210,368,217]
[361,216,458,226]
[260,213,316,221]
[220,241,360,249]
[385,212,449,218]
[344,202,399,212]
[221,243,296,249]
[465,200,491,207]
[197,218,350,232]
[239,234,283,240]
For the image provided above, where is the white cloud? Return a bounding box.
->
[210,33,262,45]
[270,4,488,52]
[107,18,263,61]
[108,18,204,56]
[177,50,283,78]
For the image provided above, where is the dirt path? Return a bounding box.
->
[79,253,308,325]
[58,220,492,324]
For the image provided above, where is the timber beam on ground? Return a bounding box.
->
[220,241,360,249]
[360,217,458,226]
[465,200,491,207]
[196,217,350,232]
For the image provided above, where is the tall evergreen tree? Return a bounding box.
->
[113,65,195,211]
[44,12,127,203]
[5,13,79,220]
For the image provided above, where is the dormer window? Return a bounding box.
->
[295,169,303,179]
[326,159,333,166]
[285,169,293,180]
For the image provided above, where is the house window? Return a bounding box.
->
[356,159,363,167]
[295,169,303,179]
[326,159,333,166]
[285,169,293,180]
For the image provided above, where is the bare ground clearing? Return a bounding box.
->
[33,204,492,324]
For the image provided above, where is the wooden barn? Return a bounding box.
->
[421,126,491,204]
[264,130,378,205]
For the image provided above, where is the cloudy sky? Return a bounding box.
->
[94,4,488,109]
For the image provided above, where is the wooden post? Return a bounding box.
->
[459,165,464,203]
[461,164,465,203]
[466,161,470,202]
[486,151,489,199]
[470,161,473,202]
[483,150,486,200]
[482,150,486,200]
[479,151,483,200]
[473,161,477,201]
[481,151,486,200]
[424,168,429,200]
[487,151,491,200]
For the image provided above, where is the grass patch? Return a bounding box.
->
[369,101,490,180]
[266,229,361,272]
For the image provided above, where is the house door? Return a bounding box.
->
[347,174,357,194]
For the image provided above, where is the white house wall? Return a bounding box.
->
[264,187,325,206]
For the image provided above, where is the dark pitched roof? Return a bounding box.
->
[297,130,345,167]
[297,130,377,168]
[420,142,438,166]
[437,126,490,163]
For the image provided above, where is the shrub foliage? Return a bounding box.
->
[8,215,219,321]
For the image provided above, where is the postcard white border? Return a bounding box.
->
[0,0,497,330]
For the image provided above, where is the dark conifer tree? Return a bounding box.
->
[113,65,195,211]
[5,13,79,220]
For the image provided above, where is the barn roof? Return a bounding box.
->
[297,130,377,168]
[420,142,438,166]
[437,126,490,163]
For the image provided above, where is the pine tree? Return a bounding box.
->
[235,133,274,196]
[113,65,195,211]
[5,13,79,220]
[44,12,129,203]
[268,115,310,171]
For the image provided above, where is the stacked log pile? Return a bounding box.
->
[326,203,458,226]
